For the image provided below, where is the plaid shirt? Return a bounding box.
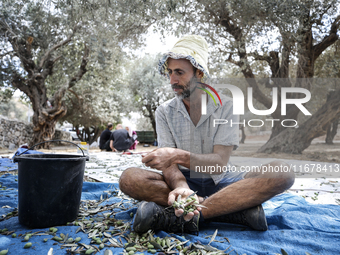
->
[155,94,239,184]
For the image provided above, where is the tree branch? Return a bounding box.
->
[225,53,242,67]
[220,18,242,41]
[52,55,63,63]
[279,37,292,79]
[51,44,89,111]
[68,44,90,88]
[67,88,81,101]
[313,15,340,61]
[38,24,79,69]
[249,51,281,78]
[310,4,333,26]
[11,71,31,97]
[249,52,271,63]
[1,20,38,74]
[204,1,274,110]
[0,20,16,38]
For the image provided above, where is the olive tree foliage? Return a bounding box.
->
[128,54,173,138]
[56,40,131,144]
[59,64,130,144]
[157,0,340,153]
[0,0,169,148]
[0,86,14,103]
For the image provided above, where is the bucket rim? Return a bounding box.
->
[13,154,89,162]
[15,140,87,157]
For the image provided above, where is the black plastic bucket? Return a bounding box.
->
[13,140,89,228]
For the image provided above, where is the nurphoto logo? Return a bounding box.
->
[198,82,222,115]
[202,83,312,128]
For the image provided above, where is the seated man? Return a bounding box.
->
[110,124,133,152]
[99,123,113,151]
[119,35,295,233]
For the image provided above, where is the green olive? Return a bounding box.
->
[24,242,32,249]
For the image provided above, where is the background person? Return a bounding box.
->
[99,123,113,151]
[125,125,138,150]
[115,124,123,130]
[110,124,133,152]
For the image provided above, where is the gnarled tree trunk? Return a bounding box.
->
[144,103,157,140]
[325,116,339,144]
[258,88,340,153]
[239,124,246,144]
[215,2,340,153]
[31,105,67,148]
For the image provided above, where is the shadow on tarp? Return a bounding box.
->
[0,173,339,254]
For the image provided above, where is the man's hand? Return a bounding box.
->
[168,187,201,221]
[142,148,178,170]
[110,140,116,152]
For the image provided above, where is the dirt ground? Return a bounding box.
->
[108,135,340,164]
[1,135,339,163]
[232,133,340,163]
[130,133,340,163]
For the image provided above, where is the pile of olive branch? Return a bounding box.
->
[122,229,234,255]
[0,188,234,254]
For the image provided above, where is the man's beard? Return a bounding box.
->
[172,76,198,99]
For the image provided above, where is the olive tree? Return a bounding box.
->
[159,0,340,153]
[0,0,164,147]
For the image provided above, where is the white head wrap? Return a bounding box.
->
[124,125,133,137]
[158,35,210,80]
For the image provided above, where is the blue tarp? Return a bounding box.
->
[0,159,339,254]
[0,148,43,173]
[13,147,45,155]
[0,158,18,172]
